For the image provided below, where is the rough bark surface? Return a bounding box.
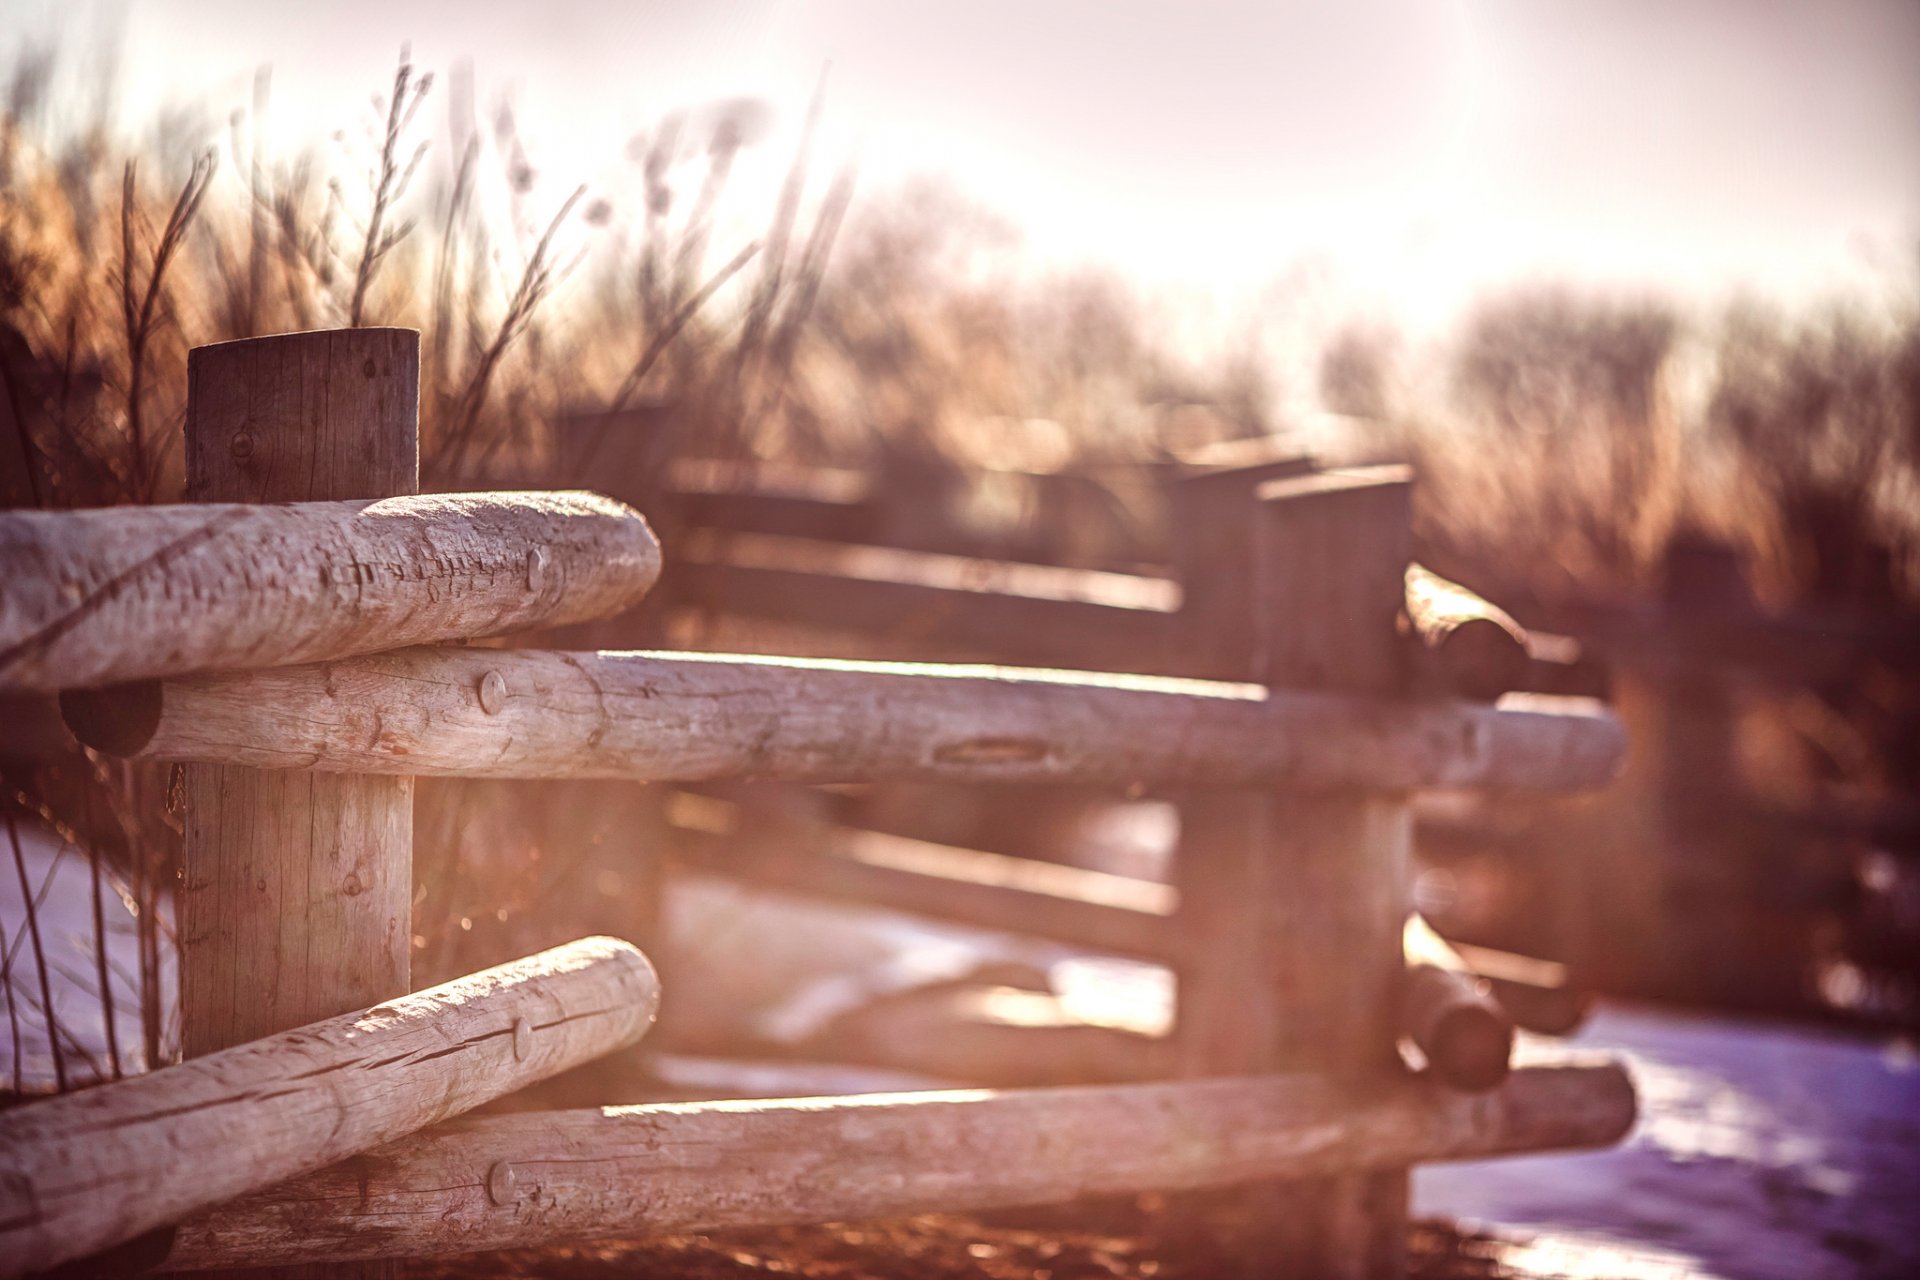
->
[163,1061,1635,1271]
[0,489,660,692]
[75,647,1628,793]
[1167,467,1418,1278]
[0,937,661,1278]
[171,329,423,1280]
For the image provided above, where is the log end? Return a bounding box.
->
[60,680,163,757]
[1429,617,1533,703]
[1404,963,1516,1094]
[564,934,666,1042]
[1404,565,1533,702]
[1422,999,1515,1093]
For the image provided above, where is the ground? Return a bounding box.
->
[8,831,1920,1278]
[406,1213,1522,1280]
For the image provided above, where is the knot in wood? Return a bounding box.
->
[486,1160,519,1206]
[511,1016,533,1061]
[525,547,550,592]
[477,669,509,716]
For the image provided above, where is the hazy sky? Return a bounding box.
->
[13,0,1919,317]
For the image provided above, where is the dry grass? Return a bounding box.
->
[1337,280,1920,605]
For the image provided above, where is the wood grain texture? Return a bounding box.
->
[1,489,660,692]
[71,646,1628,793]
[1259,468,1418,1280]
[172,329,425,1280]
[1170,467,1418,1278]
[163,1061,1635,1271]
[0,936,661,1278]
[172,330,426,1085]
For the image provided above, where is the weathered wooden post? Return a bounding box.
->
[1652,536,1802,1006]
[1162,450,1315,681]
[181,328,419,1279]
[1170,464,1415,1277]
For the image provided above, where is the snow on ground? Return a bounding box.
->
[669,878,1920,1278]
[0,819,167,1087]
[1417,1005,1920,1280]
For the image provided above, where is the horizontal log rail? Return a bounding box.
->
[0,936,661,1278]
[671,809,1557,1078]
[673,530,1180,671]
[163,1061,1634,1270]
[66,647,1628,793]
[0,491,661,692]
[666,811,1181,961]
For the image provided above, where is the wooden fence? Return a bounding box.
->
[556,409,1916,1023]
[0,328,1631,1279]
[534,416,1609,1051]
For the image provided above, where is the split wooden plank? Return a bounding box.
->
[0,936,660,1279]
[162,1061,1635,1271]
[66,646,1628,794]
[0,489,660,692]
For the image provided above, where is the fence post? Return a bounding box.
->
[1651,536,1803,1006]
[1161,452,1315,679]
[180,328,419,1279]
[1170,466,1414,1277]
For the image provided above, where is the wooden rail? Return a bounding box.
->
[65,647,1627,792]
[655,454,1604,700]
[664,800,1561,1088]
[673,529,1179,671]
[667,816,1181,960]
[0,489,659,692]
[162,1062,1634,1270]
[0,937,660,1278]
